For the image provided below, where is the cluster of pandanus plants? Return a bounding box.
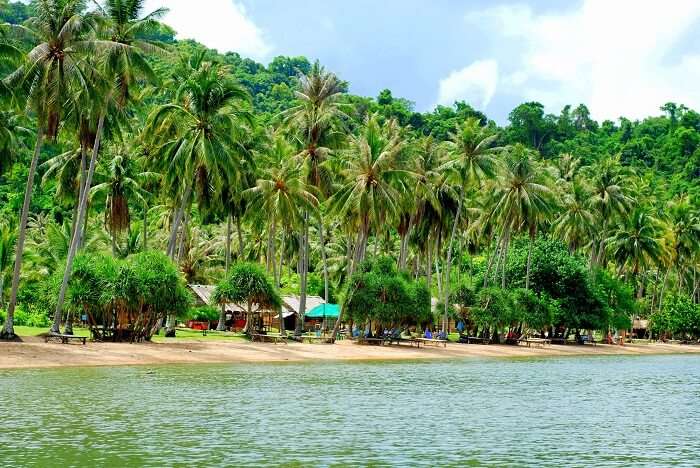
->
[1,0,699,341]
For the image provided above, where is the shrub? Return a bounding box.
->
[189,306,219,322]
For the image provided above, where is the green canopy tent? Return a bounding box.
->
[304,303,339,333]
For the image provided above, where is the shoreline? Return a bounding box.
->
[1,337,700,370]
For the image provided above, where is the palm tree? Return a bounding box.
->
[438,117,501,332]
[245,132,319,333]
[586,156,632,267]
[329,115,410,337]
[282,61,346,333]
[1,0,97,339]
[331,115,410,270]
[146,59,252,259]
[90,146,152,255]
[487,144,556,289]
[553,177,595,253]
[94,0,168,107]
[52,0,167,334]
[0,110,31,174]
[607,207,662,297]
[396,136,441,271]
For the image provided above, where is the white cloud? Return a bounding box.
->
[146,0,272,61]
[436,59,499,109]
[463,0,700,121]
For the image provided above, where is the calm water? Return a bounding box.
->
[1,355,699,467]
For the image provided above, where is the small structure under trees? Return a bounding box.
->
[212,263,282,335]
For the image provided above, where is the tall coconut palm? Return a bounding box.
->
[329,115,411,338]
[94,0,168,107]
[90,146,152,255]
[146,59,252,259]
[146,59,251,336]
[438,117,501,332]
[586,156,632,267]
[1,0,98,339]
[52,0,165,334]
[607,207,662,297]
[487,144,556,289]
[282,61,346,333]
[553,177,595,253]
[245,132,319,333]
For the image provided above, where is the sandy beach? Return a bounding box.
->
[0,337,699,370]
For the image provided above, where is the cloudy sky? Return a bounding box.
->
[142,0,700,123]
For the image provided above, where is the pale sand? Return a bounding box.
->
[1,337,699,370]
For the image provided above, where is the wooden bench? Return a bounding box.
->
[518,337,551,348]
[250,333,288,344]
[464,336,490,345]
[415,338,448,348]
[45,334,87,345]
[300,335,331,344]
[356,337,387,346]
[386,337,422,348]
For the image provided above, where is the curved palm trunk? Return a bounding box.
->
[426,237,432,290]
[443,189,464,334]
[484,236,500,288]
[295,213,309,336]
[142,203,148,251]
[331,219,369,341]
[52,115,106,334]
[167,182,192,259]
[1,130,44,340]
[225,214,232,272]
[501,226,512,289]
[236,215,244,260]
[318,215,329,306]
[525,226,536,290]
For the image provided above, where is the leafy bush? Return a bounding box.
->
[189,306,219,322]
[62,251,190,341]
[344,257,431,326]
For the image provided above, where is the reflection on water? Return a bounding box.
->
[1,355,699,467]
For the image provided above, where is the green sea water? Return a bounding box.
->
[1,355,699,467]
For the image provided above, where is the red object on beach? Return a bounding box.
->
[188,321,209,330]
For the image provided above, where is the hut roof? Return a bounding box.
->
[282,295,326,315]
[188,284,245,313]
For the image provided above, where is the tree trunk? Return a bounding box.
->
[501,226,512,289]
[483,235,500,288]
[167,182,192,259]
[225,214,232,273]
[76,145,88,249]
[426,238,432,291]
[443,189,464,334]
[236,215,244,259]
[0,276,5,310]
[111,228,117,256]
[1,130,44,340]
[318,215,329,305]
[52,115,106,334]
[216,304,227,331]
[295,213,309,336]
[277,229,284,287]
[398,214,414,270]
[596,219,608,266]
[142,203,148,251]
[176,210,189,263]
[330,220,369,341]
[525,226,536,290]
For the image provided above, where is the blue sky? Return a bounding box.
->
[146,0,700,123]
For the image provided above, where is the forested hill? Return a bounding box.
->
[0,1,698,215]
